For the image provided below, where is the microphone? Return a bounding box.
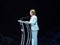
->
[20,16,29,20]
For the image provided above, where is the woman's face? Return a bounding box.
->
[30,11,33,16]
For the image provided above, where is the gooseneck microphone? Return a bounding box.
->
[20,16,29,20]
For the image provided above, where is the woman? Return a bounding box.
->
[29,9,39,45]
[18,9,39,45]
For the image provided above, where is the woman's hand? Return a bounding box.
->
[18,20,22,22]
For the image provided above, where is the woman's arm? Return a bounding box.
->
[18,16,37,24]
[18,20,30,24]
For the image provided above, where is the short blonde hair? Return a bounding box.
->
[30,9,36,15]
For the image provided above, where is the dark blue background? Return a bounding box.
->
[0,0,60,45]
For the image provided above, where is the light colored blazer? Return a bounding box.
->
[29,15,39,30]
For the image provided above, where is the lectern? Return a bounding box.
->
[18,20,31,45]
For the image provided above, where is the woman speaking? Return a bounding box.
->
[18,9,39,45]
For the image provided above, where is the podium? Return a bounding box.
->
[18,20,32,45]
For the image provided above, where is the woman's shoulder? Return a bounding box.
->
[33,15,37,18]
[32,15,36,17]
[32,15,37,20]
